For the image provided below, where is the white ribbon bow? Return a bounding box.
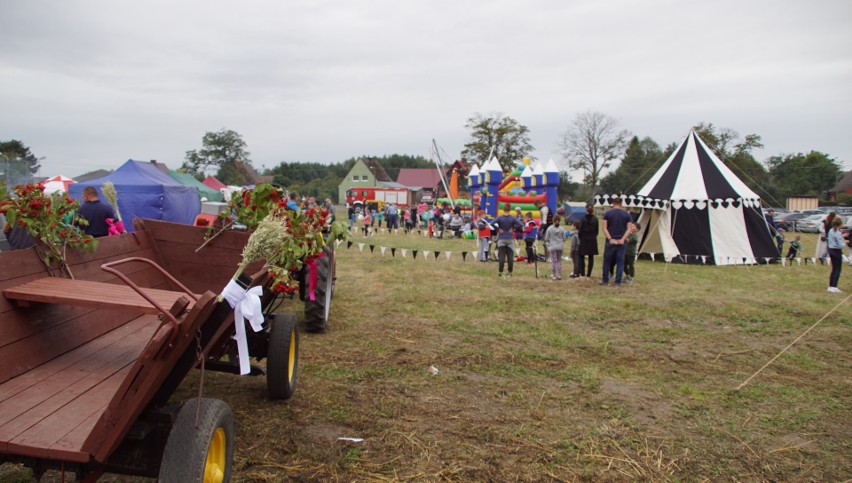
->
[221,279,265,375]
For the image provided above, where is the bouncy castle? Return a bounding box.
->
[468,157,560,221]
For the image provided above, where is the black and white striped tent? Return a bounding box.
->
[595,130,778,265]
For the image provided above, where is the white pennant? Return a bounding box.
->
[395,229,399,235]
[358,243,364,253]
[811,257,817,265]
[701,256,707,264]
[781,258,786,267]
[381,228,386,234]
[650,253,655,261]
[335,239,343,247]
[380,246,386,256]
[796,257,801,265]
[401,248,407,258]
[514,248,520,256]
[423,250,430,259]
[445,251,452,260]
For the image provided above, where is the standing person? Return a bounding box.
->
[826,217,845,293]
[77,186,117,238]
[577,204,599,278]
[347,204,355,231]
[494,203,523,278]
[323,198,335,222]
[544,216,566,280]
[624,222,640,284]
[816,212,836,265]
[600,197,633,286]
[386,203,399,230]
[535,200,552,260]
[522,212,538,263]
[362,209,371,236]
[476,210,492,262]
[569,221,582,278]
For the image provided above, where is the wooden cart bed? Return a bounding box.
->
[0,230,221,466]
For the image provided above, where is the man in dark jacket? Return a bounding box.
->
[77,186,117,237]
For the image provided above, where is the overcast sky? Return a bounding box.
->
[2,0,851,179]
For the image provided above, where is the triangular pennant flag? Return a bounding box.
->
[514,248,520,257]
[781,258,786,267]
[434,251,440,260]
[811,257,817,265]
[650,253,655,261]
[462,251,468,261]
[347,241,353,249]
[391,247,396,257]
[701,256,707,264]
[423,250,430,259]
[401,248,407,258]
[413,250,418,259]
[380,246,387,256]
[335,239,343,247]
[381,228,386,234]
[369,245,375,253]
[763,257,770,264]
[394,229,399,235]
[796,257,801,265]
[445,251,452,261]
[358,243,365,253]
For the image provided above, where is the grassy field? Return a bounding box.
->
[3,229,850,482]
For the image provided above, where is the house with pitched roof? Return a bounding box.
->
[828,171,852,201]
[337,158,393,204]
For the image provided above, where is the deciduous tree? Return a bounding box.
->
[461,113,534,171]
[558,111,630,190]
[0,140,41,186]
[183,129,251,185]
[599,136,671,194]
[767,151,842,198]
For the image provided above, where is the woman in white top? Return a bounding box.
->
[815,212,836,264]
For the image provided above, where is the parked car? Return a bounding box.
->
[797,214,828,233]
[775,212,811,232]
[797,214,847,233]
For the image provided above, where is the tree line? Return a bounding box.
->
[2,116,846,206]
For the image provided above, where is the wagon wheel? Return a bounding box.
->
[267,312,299,400]
[159,398,234,483]
[303,245,334,333]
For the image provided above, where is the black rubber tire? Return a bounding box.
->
[159,398,234,483]
[303,245,334,332]
[267,313,299,400]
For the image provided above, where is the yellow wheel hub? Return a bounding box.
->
[204,427,226,482]
[288,331,296,382]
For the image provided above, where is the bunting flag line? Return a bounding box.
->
[339,236,848,268]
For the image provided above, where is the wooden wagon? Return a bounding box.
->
[0,217,331,481]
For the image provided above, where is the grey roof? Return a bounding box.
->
[380,181,408,189]
[829,171,852,193]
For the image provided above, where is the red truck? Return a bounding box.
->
[346,187,410,210]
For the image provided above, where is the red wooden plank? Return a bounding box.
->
[0,310,141,384]
[6,364,134,462]
[0,315,158,410]
[3,278,195,315]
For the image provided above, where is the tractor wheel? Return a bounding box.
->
[303,245,334,332]
[159,398,233,483]
[267,313,299,400]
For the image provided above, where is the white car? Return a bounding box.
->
[796,214,827,233]
[797,214,846,233]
